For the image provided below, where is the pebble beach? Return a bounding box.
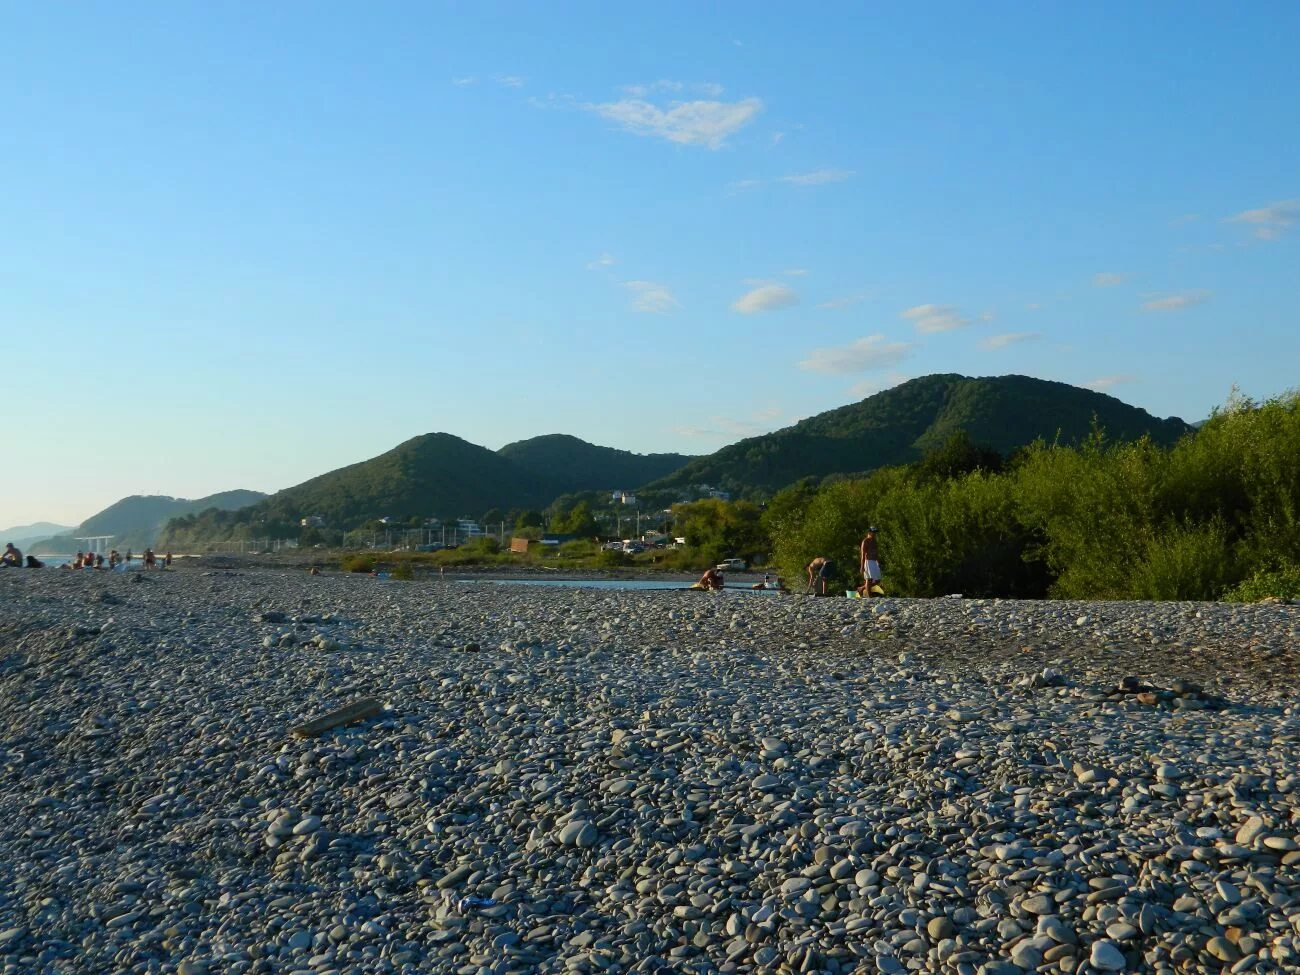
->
[1,567,1298,975]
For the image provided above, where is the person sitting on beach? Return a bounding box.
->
[73,551,85,569]
[806,556,834,596]
[94,553,105,569]
[751,573,775,590]
[109,550,120,568]
[25,555,44,568]
[695,567,725,590]
[1,543,21,567]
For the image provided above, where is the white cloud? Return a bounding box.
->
[780,168,854,185]
[1084,375,1138,392]
[732,283,798,314]
[783,268,809,277]
[1228,200,1299,240]
[980,331,1042,350]
[495,75,526,88]
[1093,272,1129,288]
[1140,291,1210,312]
[450,76,477,87]
[623,280,679,313]
[900,303,970,333]
[585,253,616,271]
[590,97,764,149]
[817,293,869,310]
[725,178,764,195]
[799,335,914,375]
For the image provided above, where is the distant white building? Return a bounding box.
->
[612,491,638,505]
[300,515,325,528]
[457,518,484,537]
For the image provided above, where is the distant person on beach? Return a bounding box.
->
[143,548,156,569]
[695,567,725,590]
[74,551,85,569]
[806,556,834,596]
[125,549,133,564]
[859,527,882,597]
[1,543,21,567]
[25,555,43,568]
[94,554,104,569]
[109,550,120,568]
[164,552,172,567]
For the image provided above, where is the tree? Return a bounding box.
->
[514,509,545,530]
[481,508,504,528]
[552,501,599,537]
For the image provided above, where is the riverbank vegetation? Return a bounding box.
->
[767,392,1300,601]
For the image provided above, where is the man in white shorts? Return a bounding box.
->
[860,527,882,596]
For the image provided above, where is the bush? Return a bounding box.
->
[389,562,415,581]
[597,549,631,568]
[341,553,377,573]
[1222,561,1300,602]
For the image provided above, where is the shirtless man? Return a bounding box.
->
[1,543,20,567]
[695,567,725,590]
[859,527,882,596]
[805,556,834,596]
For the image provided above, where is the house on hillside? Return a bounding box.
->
[612,491,638,505]
[300,515,326,528]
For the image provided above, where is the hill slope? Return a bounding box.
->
[497,434,692,494]
[30,490,266,553]
[648,374,1192,495]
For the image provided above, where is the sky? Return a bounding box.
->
[2,2,1297,528]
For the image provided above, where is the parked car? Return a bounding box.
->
[601,541,624,551]
[715,558,747,572]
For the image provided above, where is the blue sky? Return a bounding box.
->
[2,2,1297,526]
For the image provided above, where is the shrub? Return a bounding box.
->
[1222,561,1300,602]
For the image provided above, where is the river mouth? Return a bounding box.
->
[457,577,781,592]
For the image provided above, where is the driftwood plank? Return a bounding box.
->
[291,697,384,738]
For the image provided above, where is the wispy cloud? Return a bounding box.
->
[725,178,764,195]
[848,372,910,399]
[780,168,854,186]
[495,75,526,88]
[980,331,1042,351]
[590,96,763,149]
[900,304,970,333]
[1228,200,1299,240]
[732,283,798,314]
[622,80,724,98]
[783,268,809,277]
[624,281,679,313]
[585,253,617,271]
[1140,291,1210,312]
[672,409,781,440]
[817,293,870,310]
[450,76,477,87]
[1093,272,1129,288]
[1085,375,1138,392]
[799,335,914,375]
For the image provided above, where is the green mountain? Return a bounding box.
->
[30,490,266,553]
[647,374,1193,495]
[201,433,560,533]
[498,434,691,493]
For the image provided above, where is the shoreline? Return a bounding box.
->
[1,569,1297,973]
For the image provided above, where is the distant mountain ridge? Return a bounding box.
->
[498,434,691,493]
[30,490,267,553]
[155,375,1196,544]
[1,522,76,550]
[160,433,694,545]
[648,374,1193,494]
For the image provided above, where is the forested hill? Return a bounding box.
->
[647,374,1194,495]
[236,433,558,528]
[498,434,691,493]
